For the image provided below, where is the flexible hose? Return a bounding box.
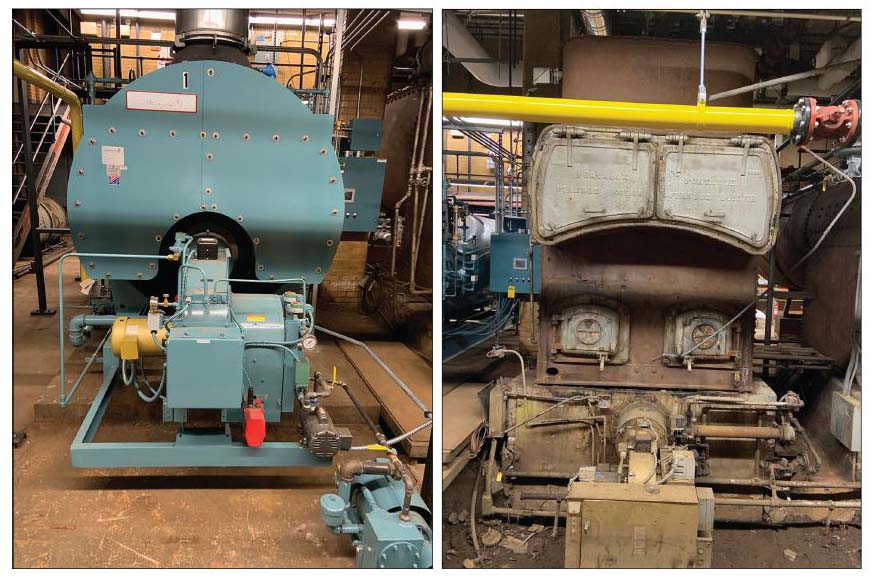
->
[121,359,135,385]
[502,348,526,389]
[245,341,303,361]
[470,459,483,559]
[654,467,676,485]
[151,331,166,352]
[349,419,433,451]
[843,255,862,393]
[503,396,600,434]
[134,363,166,403]
[137,359,159,395]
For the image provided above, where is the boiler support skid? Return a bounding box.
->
[60,235,346,468]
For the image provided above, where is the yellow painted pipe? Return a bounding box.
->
[13,58,83,151]
[443,92,797,135]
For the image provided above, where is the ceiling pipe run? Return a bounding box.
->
[709,58,860,103]
[443,11,523,88]
[580,10,608,35]
[648,9,860,23]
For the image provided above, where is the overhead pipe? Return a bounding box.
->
[13,58,82,151]
[579,10,608,35]
[709,59,860,103]
[442,92,860,146]
[649,9,860,23]
[443,12,523,88]
[342,10,386,54]
[342,10,381,49]
[327,9,345,116]
[346,11,392,54]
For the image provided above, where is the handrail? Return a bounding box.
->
[13,53,71,166]
[14,99,66,205]
[13,58,82,151]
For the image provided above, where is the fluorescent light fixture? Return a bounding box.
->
[447,182,522,190]
[80,9,176,21]
[79,10,335,27]
[249,15,335,27]
[460,117,522,127]
[445,117,523,128]
[397,19,427,30]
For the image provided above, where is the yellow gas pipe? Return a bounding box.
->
[443,92,797,135]
[13,58,83,151]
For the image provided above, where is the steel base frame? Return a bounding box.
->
[70,364,332,469]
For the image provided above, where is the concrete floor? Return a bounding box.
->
[13,258,426,568]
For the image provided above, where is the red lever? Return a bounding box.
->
[243,402,266,447]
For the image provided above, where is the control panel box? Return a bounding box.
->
[565,482,713,568]
[166,325,245,409]
[489,233,541,295]
[341,156,386,232]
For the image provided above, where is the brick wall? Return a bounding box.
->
[337,46,392,120]
[336,13,394,121]
[318,237,368,308]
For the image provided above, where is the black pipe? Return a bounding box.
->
[336,381,383,441]
[113,11,122,89]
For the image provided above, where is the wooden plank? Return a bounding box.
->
[442,448,473,491]
[338,341,432,458]
[442,383,486,463]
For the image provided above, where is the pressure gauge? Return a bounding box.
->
[302,334,318,351]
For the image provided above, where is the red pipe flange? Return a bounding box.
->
[795,97,860,146]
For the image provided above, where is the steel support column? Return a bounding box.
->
[16,48,55,315]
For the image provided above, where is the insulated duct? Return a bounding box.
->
[443,12,523,88]
[173,9,252,66]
